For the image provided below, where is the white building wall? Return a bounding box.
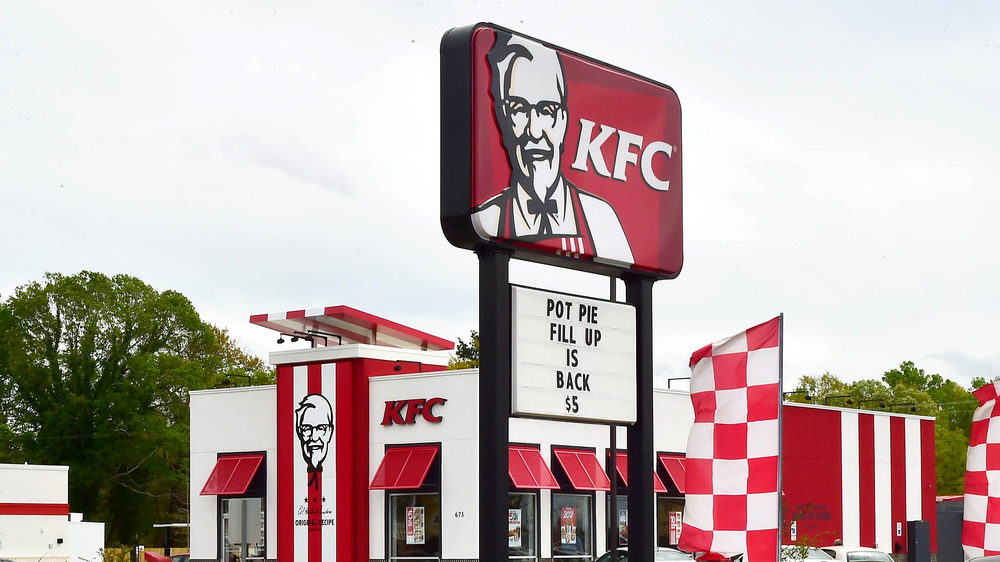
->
[67,513,106,562]
[874,415,892,551]
[904,417,923,521]
[190,386,277,561]
[0,464,103,562]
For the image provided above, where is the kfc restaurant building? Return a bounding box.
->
[188,306,938,562]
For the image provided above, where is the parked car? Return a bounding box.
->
[169,554,190,562]
[820,546,893,562]
[782,546,834,561]
[967,557,1000,562]
[595,546,694,562]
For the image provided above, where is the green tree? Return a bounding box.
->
[0,271,266,545]
[796,371,851,404]
[208,325,275,386]
[448,330,479,369]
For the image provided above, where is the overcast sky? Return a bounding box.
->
[2,1,998,391]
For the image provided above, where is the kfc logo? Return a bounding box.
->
[441,24,683,279]
[295,394,333,488]
[381,397,447,425]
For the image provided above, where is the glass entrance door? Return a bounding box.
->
[221,497,266,562]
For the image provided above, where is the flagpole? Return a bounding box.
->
[776,313,785,559]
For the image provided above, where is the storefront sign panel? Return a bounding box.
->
[441,23,683,279]
[511,285,636,424]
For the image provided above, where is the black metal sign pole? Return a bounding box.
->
[478,248,512,562]
[609,276,619,561]
[625,275,655,561]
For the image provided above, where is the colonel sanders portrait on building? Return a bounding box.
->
[295,393,333,489]
[471,31,634,267]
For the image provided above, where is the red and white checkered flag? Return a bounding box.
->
[963,382,1000,557]
[678,316,782,562]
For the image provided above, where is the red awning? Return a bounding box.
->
[613,452,668,493]
[369,445,439,489]
[509,446,559,489]
[552,448,611,491]
[658,454,687,494]
[200,454,264,496]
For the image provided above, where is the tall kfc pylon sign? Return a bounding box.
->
[441,23,682,279]
[441,23,682,562]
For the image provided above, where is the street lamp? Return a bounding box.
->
[782,390,812,402]
[823,394,854,406]
[858,398,887,410]
[889,402,917,413]
[217,374,251,388]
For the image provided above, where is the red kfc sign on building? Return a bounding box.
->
[441,23,682,279]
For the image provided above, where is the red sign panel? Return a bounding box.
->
[441,23,682,279]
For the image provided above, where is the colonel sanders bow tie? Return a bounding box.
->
[526,198,558,235]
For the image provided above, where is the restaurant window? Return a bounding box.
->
[509,492,538,560]
[221,497,266,562]
[657,497,685,548]
[389,492,442,561]
[552,493,593,561]
[607,495,628,548]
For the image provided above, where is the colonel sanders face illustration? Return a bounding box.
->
[295,394,333,471]
[471,31,636,267]
[490,34,569,203]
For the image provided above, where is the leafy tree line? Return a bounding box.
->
[790,361,986,495]
[0,271,273,546]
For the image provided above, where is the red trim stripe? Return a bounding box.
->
[921,419,937,552]
[858,414,876,547]
[336,361,355,562]
[0,503,70,516]
[276,365,295,561]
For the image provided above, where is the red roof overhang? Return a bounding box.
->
[552,448,611,491]
[200,454,264,496]
[250,305,453,351]
[369,445,439,490]
[658,454,687,494]
[613,451,667,493]
[509,446,559,489]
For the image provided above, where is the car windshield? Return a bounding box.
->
[846,553,894,562]
[596,549,693,562]
[656,549,694,560]
[783,547,833,561]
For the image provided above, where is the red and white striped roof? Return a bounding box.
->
[249,305,454,352]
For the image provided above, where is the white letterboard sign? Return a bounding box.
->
[511,286,637,424]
